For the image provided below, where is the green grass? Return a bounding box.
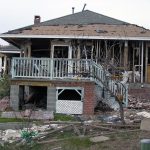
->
[0,117,35,123]
[62,137,92,150]
[56,130,76,139]
[0,118,25,123]
[54,113,75,121]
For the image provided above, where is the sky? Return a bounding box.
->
[0,0,150,45]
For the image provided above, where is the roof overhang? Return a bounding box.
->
[1,34,150,41]
[0,50,20,54]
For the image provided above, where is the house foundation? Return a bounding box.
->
[10,79,95,115]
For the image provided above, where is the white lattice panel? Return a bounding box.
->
[56,100,83,114]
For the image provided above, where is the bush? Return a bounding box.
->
[0,74,10,99]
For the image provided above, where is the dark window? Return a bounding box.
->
[54,46,68,58]
[58,89,82,101]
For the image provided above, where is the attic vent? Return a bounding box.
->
[95,29,108,34]
[34,15,41,25]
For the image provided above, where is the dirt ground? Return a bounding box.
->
[1,130,149,150]
[46,130,150,150]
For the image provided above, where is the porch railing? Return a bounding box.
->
[92,61,128,106]
[12,57,92,79]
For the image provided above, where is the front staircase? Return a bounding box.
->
[92,61,128,110]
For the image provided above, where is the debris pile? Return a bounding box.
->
[95,101,113,112]
[128,95,150,110]
[0,123,63,144]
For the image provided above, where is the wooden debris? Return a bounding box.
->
[89,124,118,131]
[73,125,81,136]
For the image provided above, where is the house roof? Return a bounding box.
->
[39,10,128,26]
[0,45,20,53]
[1,10,150,40]
[6,10,128,34]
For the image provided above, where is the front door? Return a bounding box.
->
[53,45,72,78]
[54,46,69,58]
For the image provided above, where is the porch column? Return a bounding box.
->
[77,45,80,59]
[68,45,73,75]
[124,41,128,69]
[0,56,2,77]
[145,42,149,82]
[3,55,7,74]
[27,42,31,57]
[21,45,26,57]
[24,86,29,96]
[141,41,144,83]
[47,87,56,111]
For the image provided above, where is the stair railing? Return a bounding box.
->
[91,61,128,106]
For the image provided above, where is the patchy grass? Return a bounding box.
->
[54,113,75,121]
[0,129,149,150]
[0,118,25,123]
[62,137,92,150]
[56,130,76,139]
[0,117,38,123]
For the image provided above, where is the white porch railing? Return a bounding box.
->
[12,57,92,79]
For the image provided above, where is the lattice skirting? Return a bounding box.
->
[56,100,83,114]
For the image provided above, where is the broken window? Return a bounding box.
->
[57,88,83,101]
[54,46,68,58]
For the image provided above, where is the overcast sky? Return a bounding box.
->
[0,0,150,45]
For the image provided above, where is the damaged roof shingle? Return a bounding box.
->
[3,10,150,38]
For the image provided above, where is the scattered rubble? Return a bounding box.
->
[137,111,150,118]
[97,115,121,123]
[1,93,150,145]
[90,135,110,143]
[0,123,64,144]
[95,101,113,112]
[1,110,54,120]
[128,95,150,110]
[140,118,150,131]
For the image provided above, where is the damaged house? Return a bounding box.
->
[0,45,20,77]
[0,10,150,114]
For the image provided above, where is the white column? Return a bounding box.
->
[141,41,144,83]
[68,45,73,76]
[3,56,7,73]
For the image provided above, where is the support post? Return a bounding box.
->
[141,41,144,83]
[145,43,149,82]
[27,43,31,57]
[124,41,128,69]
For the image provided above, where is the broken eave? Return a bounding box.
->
[1,34,150,41]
